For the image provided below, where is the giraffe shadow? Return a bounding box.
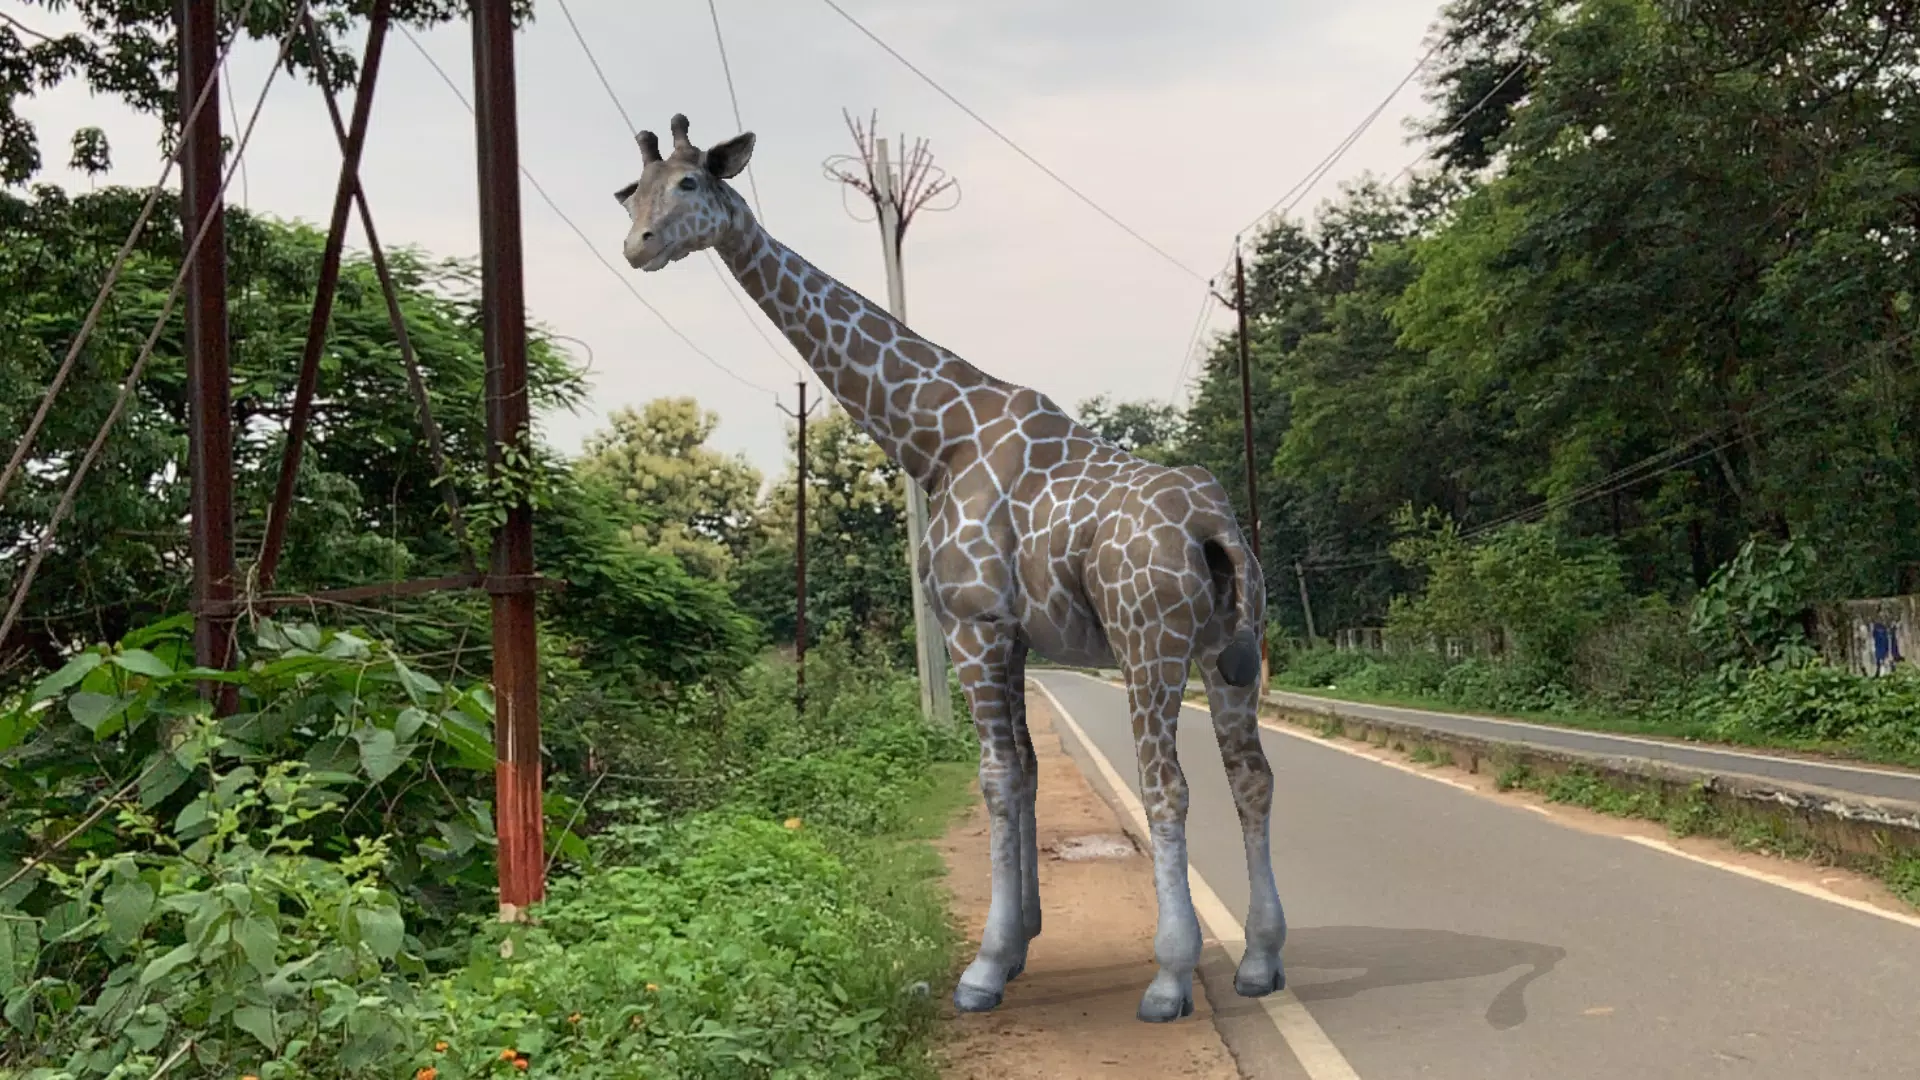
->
[1272,925,1566,1030]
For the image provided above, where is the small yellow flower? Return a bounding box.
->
[646,982,660,993]
[783,817,803,830]
[434,1041,449,1053]
[568,1012,582,1024]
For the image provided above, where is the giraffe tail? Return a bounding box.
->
[1200,531,1264,688]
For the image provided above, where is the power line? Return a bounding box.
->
[817,0,1207,285]
[1242,56,1530,297]
[552,0,634,133]
[705,0,765,221]
[397,24,781,402]
[1238,44,1438,239]
[1,0,303,649]
[539,3,800,381]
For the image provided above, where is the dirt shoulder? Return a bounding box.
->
[935,685,1243,1079]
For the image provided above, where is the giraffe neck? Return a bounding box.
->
[715,206,996,490]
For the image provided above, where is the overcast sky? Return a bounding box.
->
[8,0,1446,480]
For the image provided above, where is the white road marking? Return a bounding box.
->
[1029,676,1363,1080]
[1063,672,1920,935]
[1619,835,1920,932]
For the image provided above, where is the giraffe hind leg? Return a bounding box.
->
[1123,654,1203,1023]
[1008,644,1043,946]
[1202,660,1287,997]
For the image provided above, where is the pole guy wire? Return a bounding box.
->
[397,23,782,402]
[1,0,309,652]
[0,0,262,512]
[817,0,1208,285]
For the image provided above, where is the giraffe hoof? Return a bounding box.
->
[1136,993,1195,1023]
[1234,967,1286,998]
[952,983,1004,1013]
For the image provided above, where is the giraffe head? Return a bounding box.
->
[615,113,756,271]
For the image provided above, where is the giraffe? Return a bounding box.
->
[613,115,1287,1023]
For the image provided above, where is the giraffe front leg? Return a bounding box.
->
[1127,660,1203,1023]
[949,621,1030,1013]
[1202,665,1288,998]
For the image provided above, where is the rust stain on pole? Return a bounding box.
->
[257,0,394,591]
[471,0,544,919]
[178,0,236,712]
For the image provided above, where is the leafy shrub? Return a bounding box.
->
[1681,663,1920,756]
[1688,537,1819,677]
[409,813,954,1079]
[1385,513,1631,671]
[2,739,435,1077]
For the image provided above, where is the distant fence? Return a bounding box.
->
[1318,626,1502,660]
[1815,595,1920,677]
[1310,593,1920,678]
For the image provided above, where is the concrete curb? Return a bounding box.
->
[1083,667,1920,860]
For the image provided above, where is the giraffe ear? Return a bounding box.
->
[703,132,756,180]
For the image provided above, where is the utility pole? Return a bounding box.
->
[826,112,960,725]
[1294,559,1317,643]
[177,0,236,713]
[779,382,819,715]
[471,0,544,921]
[1223,242,1270,691]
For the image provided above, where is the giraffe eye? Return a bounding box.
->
[678,176,698,192]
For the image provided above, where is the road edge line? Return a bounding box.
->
[1029,675,1363,1080]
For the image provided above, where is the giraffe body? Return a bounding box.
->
[614,116,1286,1022]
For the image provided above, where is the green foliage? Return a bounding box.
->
[576,398,763,581]
[0,186,585,687]
[1167,0,1920,653]
[1687,538,1819,675]
[1667,665,1920,759]
[0,633,971,1078]
[0,620,505,947]
[1386,515,1630,671]
[1075,395,1184,463]
[732,410,915,660]
[413,810,955,1079]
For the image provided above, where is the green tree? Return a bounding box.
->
[576,397,762,580]
[1076,394,1184,462]
[733,408,913,657]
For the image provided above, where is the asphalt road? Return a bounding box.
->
[1033,670,1920,1080]
[1265,688,1920,804]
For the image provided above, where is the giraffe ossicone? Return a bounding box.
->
[613,114,1287,1023]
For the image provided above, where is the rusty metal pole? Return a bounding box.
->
[471,0,544,919]
[256,0,393,591]
[1233,245,1269,689]
[794,382,809,716]
[178,0,236,712]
